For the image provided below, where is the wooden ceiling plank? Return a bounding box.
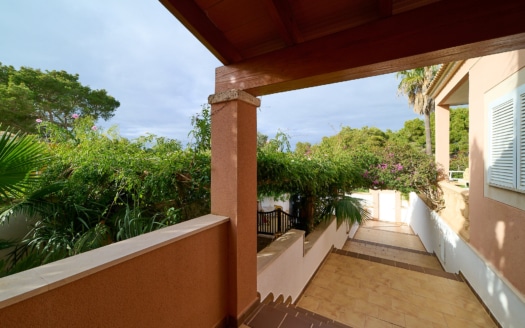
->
[379,0,393,18]
[160,0,243,64]
[215,0,525,96]
[262,0,302,45]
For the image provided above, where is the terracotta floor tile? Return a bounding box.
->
[332,291,356,308]
[360,278,391,292]
[451,306,496,327]
[390,279,417,293]
[295,222,498,328]
[311,286,335,302]
[403,292,428,307]
[412,307,447,326]
[423,297,457,316]
[367,290,392,308]
[376,305,406,327]
[354,228,428,251]
[381,286,406,302]
[316,301,344,319]
[411,284,444,299]
[431,322,448,328]
[338,275,361,288]
[345,286,370,300]
[353,299,380,317]
[391,299,420,318]
[443,313,496,328]
[296,294,319,312]
[404,313,435,328]
[438,291,479,308]
[337,309,367,328]
[364,316,395,328]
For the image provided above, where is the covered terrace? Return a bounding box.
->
[1,0,525,326]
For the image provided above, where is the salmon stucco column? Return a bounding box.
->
[435,104,450,175]
[208,89,260,326]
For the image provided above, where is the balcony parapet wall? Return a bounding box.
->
[0,214,230,328]
[437,181,470,242]
[257,217,353,303]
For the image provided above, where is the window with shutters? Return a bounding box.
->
[488,84,525,192]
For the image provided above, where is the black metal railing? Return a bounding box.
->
[257,208,305,235]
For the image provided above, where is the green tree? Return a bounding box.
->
[390,118,426,149]
[312,126,387,156]
[449,107,469,170]
[396,66,439,155]
[257,132,269,149]
[0,65,35,133]
[449,107,469,155]
[188,105,211,151]
[0,63,120,133]
[294,141,311,156]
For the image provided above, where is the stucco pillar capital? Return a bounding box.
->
[208,89,261,107]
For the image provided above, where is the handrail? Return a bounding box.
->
[257,209,305,235]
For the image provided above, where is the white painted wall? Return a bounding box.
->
[352,192,374,218]
[379,192,396,221]
[0,214,35,261]
[407,193,525,328]
[258,195,290,212]
[257,218,350,302]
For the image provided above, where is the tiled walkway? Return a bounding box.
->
[295,220,498,328]
[352,224,426,252]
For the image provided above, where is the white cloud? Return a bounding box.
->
[0,0,421,146]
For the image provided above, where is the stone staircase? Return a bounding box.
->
[244,295,351,328]
[246,221,498,327]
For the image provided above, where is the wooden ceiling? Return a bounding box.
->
[160,0,525,96]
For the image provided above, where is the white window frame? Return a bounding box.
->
[488,84,525,193]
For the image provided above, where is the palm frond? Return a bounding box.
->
[318,195,370,226]
[335,196,371,225]
[0,182,65,225]
[0,239,17,250]
[0,125,48,200]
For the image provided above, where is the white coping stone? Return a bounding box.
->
[208,89,261,107]
[0,214,229,309]
[257,229,304,273]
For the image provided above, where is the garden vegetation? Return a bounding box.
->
[0,65,457,276]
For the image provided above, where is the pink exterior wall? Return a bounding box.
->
[434,50,525,294]
[434,104,450,174]
[0,217,230,328]
[468,51,525,294]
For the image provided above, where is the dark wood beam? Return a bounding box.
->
[216,0,525,96]
[378,0,393,18]
[160,0,242,64]
[262,0,302,45]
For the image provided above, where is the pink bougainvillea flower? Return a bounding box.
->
[91,126,97,131]
[72,113,79,119]
[36,119,42,123]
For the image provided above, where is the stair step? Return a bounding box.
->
[349,238,434,256]
[247,304,287,328]
[333,248,462,281]
[245,301,351,328]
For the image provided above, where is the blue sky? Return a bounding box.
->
[0,0,420,146]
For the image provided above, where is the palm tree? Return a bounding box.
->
[396,66,439,155]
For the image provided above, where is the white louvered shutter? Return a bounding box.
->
[489,98,515,189]
[518,91,525,191]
